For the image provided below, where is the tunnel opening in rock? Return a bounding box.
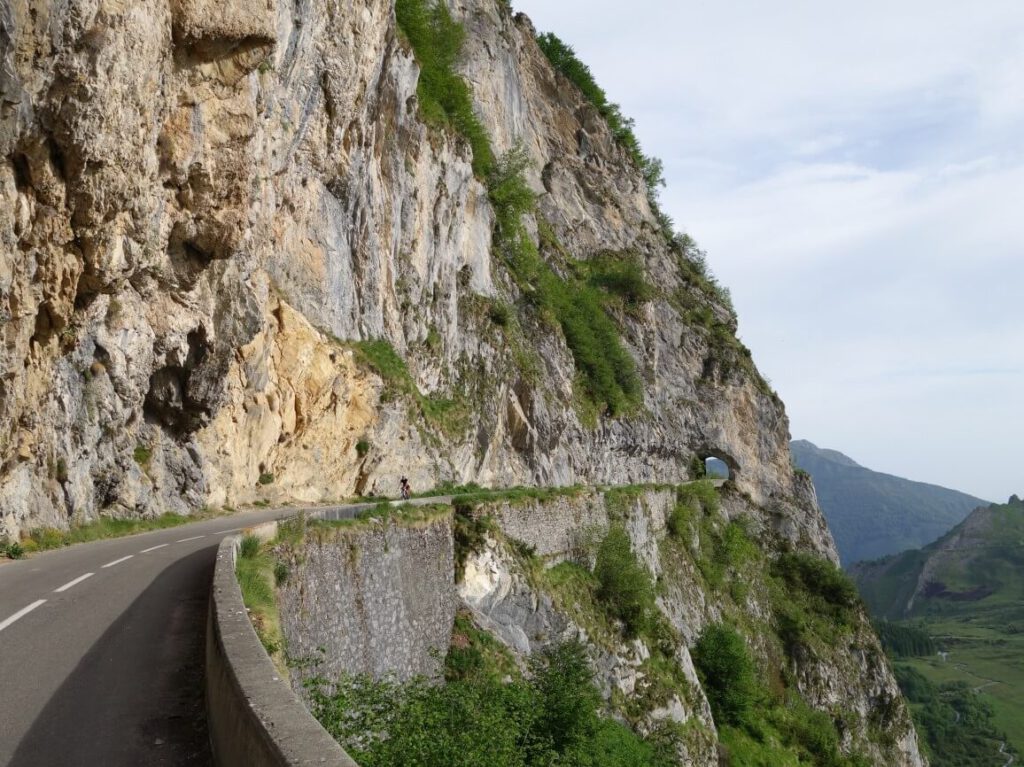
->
[705,457,730,479]
[692,449,739,481]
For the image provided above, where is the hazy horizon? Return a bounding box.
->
[514,0,1023,503]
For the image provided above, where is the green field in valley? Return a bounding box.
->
[856,497,1024,765]
[900,618,1024,758]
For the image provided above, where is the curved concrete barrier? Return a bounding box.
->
[206,528,357,767]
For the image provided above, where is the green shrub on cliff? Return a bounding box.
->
[594,525,655,636]
[0,537,24,559]
[583,252,655,310]
[772,552,859,609]
[769,552,861,663]
[678,479,720,515]
[395,0,493,177]
[535,32,663,192]
[307,638,675,767]
[452,501,493,582]
[350,338,469,435]
[692,623,757,726]
[489,150,643,417]
[693,623,874,766]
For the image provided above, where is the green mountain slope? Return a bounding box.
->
[791,439,988,564]
[853,496,1024,762]
[852,495,1024,621]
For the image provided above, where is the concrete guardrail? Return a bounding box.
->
[205,520,358,767]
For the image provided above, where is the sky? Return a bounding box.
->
[514,0,1023,502]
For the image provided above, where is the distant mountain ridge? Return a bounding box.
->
[791,440,988,565]
[851,495,1024,619]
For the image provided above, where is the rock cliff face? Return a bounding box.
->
[278,489,925,766]
[2,0,804,542]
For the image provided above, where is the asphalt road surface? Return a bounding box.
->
[0,502,377,767]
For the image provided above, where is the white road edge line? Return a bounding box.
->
[217,527,242,534]
[0,599,47,633]
[176,535,205,543]
[140,543,168,553]
[54,572,94,593]
[102,555,134,568]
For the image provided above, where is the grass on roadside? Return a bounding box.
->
[0,537,25,559]
[236,533,287,675]
[16,511,223,555]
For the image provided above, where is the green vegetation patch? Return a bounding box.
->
[678,479,721,515]
[534,33,663,194]
[594,524,655,637]
[692,623,758,726]
[673,234,736,317]
[854,499,1024,755]
[885,617,1024,760]
[666,480,721,540]
[534,21,748,351]
[307,636,676,767]
[579,251,655,314]
[453,501,495,583]
[894,663,1017,767]
[773,552,860,610]
[236,533,286,672]
[699,520,759,596]
[666,482,756,599]
[667,235,781,396]
[446,609,520,682]
[0,537,25,560]
[873,620,936,658]
[350,338,470,436]
[769,552,862,659]
[132,444,152,467]
[693,622,873,767]
[395,0,493,177]
[490,149,644,418]
[295,502,453,538]
[539,560,617,649]
[17,511,208,554]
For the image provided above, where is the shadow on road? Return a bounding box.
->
[9,546,217,767]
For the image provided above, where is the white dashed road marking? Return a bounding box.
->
[176,535,205,543]
[0,599,47,633]
[140,543,168,553]
[102,555,134,569]
[54,573,94,593]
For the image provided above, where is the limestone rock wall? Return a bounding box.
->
[2,0,806,543]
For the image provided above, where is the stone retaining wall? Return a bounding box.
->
[206,525,356,767]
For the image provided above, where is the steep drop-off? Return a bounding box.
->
[274,487,925,766]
